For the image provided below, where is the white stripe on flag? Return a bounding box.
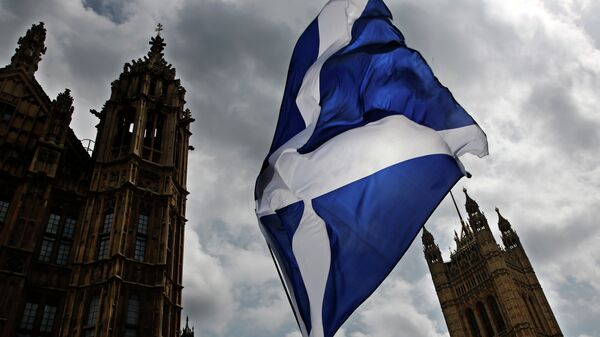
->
[257,115,457,216]
[292,202,331,337]
[268,0,369,172]
[439,124,489,158]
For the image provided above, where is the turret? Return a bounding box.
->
[497,207,520,250]
[8,22,47,76]
[90,24,193,175]
[463,188,495,241]
[45,89,74,146]
[422,226,442,265]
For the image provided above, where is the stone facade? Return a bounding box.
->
[0,23,193,337]
[423,189,562,337]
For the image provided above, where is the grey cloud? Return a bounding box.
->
[81,0,133,24]
[167,0,298,162]
[525,82,600,154]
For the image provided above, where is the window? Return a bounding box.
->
[83,295,100,337]
[19,302,38,330]
[133,214,148,261]
[98,212,113,260]
[0,101,15,122]
[466,308,482,337]
[487,296,506,332]
[40,305,57,332]
[45,214,60,234]
[137,215,148,234]
[86,296,100,326]
[37,211,77,264]
[63,217,76,238]
[142,112,163,162]
[98,238,110,260]
[112,108,136,157]
[39,238,55,262]
[102,213,114,233]
[0,200,10,224]
[133,239,146,261]
[126,295,140,325]
[477,301,495,337]
[56,242,71,265]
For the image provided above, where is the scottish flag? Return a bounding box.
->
[255,1,488,336]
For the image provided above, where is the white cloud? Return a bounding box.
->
[182,229,236,335]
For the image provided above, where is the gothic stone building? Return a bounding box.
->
[0,23,194,336]
[422,189,562,337]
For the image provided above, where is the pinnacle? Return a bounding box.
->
[463,188,480,215]
[422,226,435,245]
[496,207,512,232]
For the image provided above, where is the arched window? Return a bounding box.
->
[142,111,163,162]
[477,301,495,336]
[466,308,482,337]
[112,107,136,157]
[487,296,506,332]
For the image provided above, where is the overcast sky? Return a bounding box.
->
[1,0,599,336]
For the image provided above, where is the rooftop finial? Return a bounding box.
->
[155,23,164,36]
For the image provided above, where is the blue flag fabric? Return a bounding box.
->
[255,1,488,337]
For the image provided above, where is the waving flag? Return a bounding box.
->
[255,1,488,336]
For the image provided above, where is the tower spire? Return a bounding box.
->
[9,22,47,76]
[463,187,480,216]
[181,316,195,337]
[422,227,442,264]
[496,207,512,232]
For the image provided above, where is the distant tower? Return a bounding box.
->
[181,316,195,337]
[60,26,194,337]
[422,189,562,337]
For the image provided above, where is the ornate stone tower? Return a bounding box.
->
[0,22,92,336]
[59,28,193,337]
[422,189,562,337]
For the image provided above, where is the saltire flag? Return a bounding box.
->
[254,1,488,336]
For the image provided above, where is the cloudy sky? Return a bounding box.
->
[1,0,599,336]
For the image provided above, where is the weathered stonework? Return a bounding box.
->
[0,23,193,337]
[423,189,562,337]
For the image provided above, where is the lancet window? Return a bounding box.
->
[142,111,163,162]
[112,107,136,157]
